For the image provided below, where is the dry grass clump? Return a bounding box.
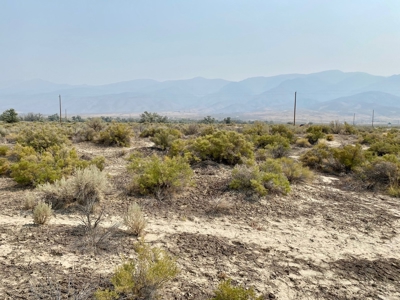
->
[23,192,37,210]
[208,197,232,215]
[295,138,311,148]
[38,165,109,209]
[123,203,147,236]
[33,201,53,225]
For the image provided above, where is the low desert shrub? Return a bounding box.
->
[33,201,53,225]
[243,121,269,136]
[0,158,10,175]
[17,124,70,152]
[127,154,193,200]
[95,239,178,300]
[210,279,263,300]
[123,203,146,236]
[295,138,311,148]
[170,130,254,165]
[150,128,182,150]
[9,145,102,186]
[230,163,290,196]
[332,144,364,172]
[270,124,295,141]
[23,192,37,210]
[38,165,109,209]
[182,123,199,136]
[306,126,326,144]
[98,123,131,147]
[0,145,9,156]
[255,134,290,158]
[86,117,106,132]
[278,157,314,183]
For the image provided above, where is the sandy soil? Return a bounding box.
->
[0,138,399,299]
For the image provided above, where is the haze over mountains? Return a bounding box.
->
[1,70,400,121]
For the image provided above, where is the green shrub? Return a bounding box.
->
[199,125,217,136]
[95,239,178,300]
[16,124,70,152]
[123,203,146,236]
[355,155,399,186]
[278,157,314,183]
[127,154,193,199]
[10,145,102,186]
[255,134,290,158]
[170,130,254,165]
[230,163,290,196]
[151,128,182,150]
[332,144,364,172]
[243,121,269,136]
[0,158,10,175]
[210,279,263,300]
[270,124,294,141]
[98,122,131,147]
[301,143,364,174]
[0,145,9,156]
[368,141,400,156]
[38,165,109,209]
[182,123,199,136]
[306,126,326,144]
[86,117,105,132]
[33,201,53,225]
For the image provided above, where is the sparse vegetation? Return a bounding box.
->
[127,154,193,200]
[32,200,53,225]
[95,239,178,300]
[210,279,263,300]
[123,203,147,236]
[98,122,132,147]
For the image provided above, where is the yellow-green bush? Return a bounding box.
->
[98,122,131,147]
[306,126,326,144]
[278,157,314,183]
[95,239,178,300]
[210,279,263,300]
[16,124,70,151]
[9,145,103,186]
[127,154,193,199]
[150,128,182,150]
[170,130,254,165]
[295,138,311,148]
[301,143,365,174]
[0,145,9,156]
[254,134,290,158]
[270,124,295,141]
[0,158,10,175]
[230,163,290,196]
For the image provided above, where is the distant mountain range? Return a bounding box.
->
[1,70,400,121]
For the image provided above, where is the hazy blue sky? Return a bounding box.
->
[1,1,400,85]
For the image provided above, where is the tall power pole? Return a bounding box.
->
[59,95,62,124]
[372,110,374,128]
[353,113,355,126]
[293,91,297,126]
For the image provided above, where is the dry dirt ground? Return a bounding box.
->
[0,137,399,299]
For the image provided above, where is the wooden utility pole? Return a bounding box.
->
[65,109,67,122]
[353,113,355,126]
[372,110,374,128]
[293,91,297,126]
[59,95,62,124]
